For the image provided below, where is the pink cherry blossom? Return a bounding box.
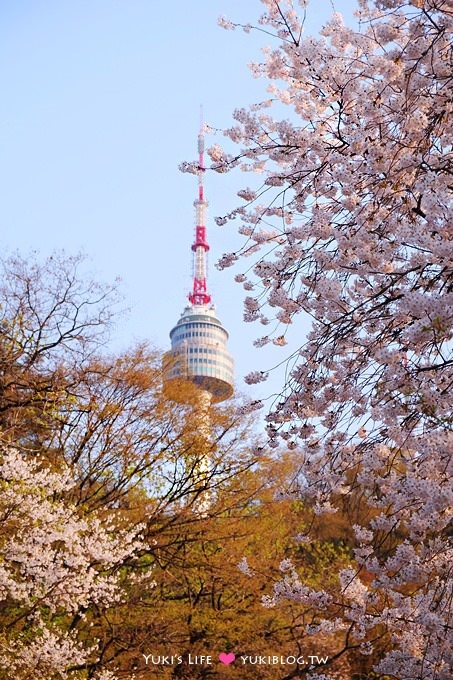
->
[216,0,453,676]
[0,445,144,679]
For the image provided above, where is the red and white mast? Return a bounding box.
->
[189,120,211,306]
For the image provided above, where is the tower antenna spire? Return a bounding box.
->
[189,109,211,306]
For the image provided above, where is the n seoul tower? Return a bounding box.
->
[164,122,234,414]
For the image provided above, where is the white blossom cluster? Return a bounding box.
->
[0,445,144,679]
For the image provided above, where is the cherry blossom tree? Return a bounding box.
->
[0,443,143,680]
[204,0,453,677]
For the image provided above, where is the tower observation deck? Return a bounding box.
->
[163,124,234,404]
[165,304,234,402]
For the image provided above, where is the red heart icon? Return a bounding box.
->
[219,652,235,665]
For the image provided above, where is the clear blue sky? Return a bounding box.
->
[0,0,357,406]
